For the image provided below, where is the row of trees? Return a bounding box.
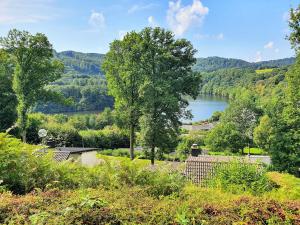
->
[103,27,201,164]
[205,6,300,176]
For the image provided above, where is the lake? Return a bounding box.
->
[185,95,228,122]
[62,95,228,122]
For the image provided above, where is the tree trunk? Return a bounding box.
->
[18,103,27,143]
[129,124,135,160]
[150,145,155,165]
[21,130,27,143]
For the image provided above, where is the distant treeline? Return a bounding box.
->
[34,51,295,114]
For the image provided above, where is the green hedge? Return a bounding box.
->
[79,126,129,149]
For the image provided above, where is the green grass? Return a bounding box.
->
[255,68,273,74]
[243,147,266,155]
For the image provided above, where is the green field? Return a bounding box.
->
[255,68,274,74]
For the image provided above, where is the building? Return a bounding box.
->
[35,147,102,167]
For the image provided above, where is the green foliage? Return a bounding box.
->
[205,90,262,153]
[265,56,300,176]
[193,56,294,72]
[137,27,201,164]
[208,161,275,195]
[0,50,17,131]
[44,123,82,147]
[0,174,299,224]
[288,5,300,52]
[79,126,129,149]
[0,133,54,194]
[103,30,146,159]
[256,68,273,74]
[0,29,64,142]
[208,111,222,122]
[0,134,299,224]
[253,115,273,151]
[205,122,245,153]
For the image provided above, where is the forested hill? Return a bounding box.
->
[54,50,295,75]
[193,56,295,72]
[54,51,105,76]
[35,51,294,113]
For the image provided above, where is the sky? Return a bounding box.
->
[0,0,299,62]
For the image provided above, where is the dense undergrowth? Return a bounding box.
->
[0,133,299,224]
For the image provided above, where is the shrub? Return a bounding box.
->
[44,123,82,147]
[207,161,276,195]
[205,122,246,153]
[96,156,186,197]
[80,126,129,149]
[0,133,56,194]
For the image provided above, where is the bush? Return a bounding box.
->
[205,122,246,153]
[80,126,129,149]
[44,123,82,147]
[96,156,186,197]
[208,161,276,195]
[0,133,56,194]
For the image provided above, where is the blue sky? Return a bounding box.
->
[0,0,299,62]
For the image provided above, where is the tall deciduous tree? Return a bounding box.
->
[0,50,17,131]
[0,29,64,142]
[138,27,201,165]
[288,5,300,52]
[102,32,143,160]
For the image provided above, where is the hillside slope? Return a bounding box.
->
[36,51,294,113]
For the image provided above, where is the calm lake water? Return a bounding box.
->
[62,95,228,123]
[186,95,228,122]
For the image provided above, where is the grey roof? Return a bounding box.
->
[34,148,70,162]
[34,147,99,162]
[53,151,71,162]
[56,147,99,153]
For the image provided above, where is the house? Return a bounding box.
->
[35,147,102,167]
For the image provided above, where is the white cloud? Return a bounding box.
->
[264,41,274,49]
[128,3,157,14]
[89,11,105,29]
[255,51,262,62]
[0,0,58,24]
[167,0,209,36]
[148,16,158,27]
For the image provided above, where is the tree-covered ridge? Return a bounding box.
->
[192,56,295,72]
[200,67,287,97]
[54,50,105,76]
[55,51,295,75]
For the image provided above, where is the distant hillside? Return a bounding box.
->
[54,51,295,75]
[193,56,295,72]
[54,51,105,76]
[253,57,295,69]
[38,51,294,113]
[193,57,251,72]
